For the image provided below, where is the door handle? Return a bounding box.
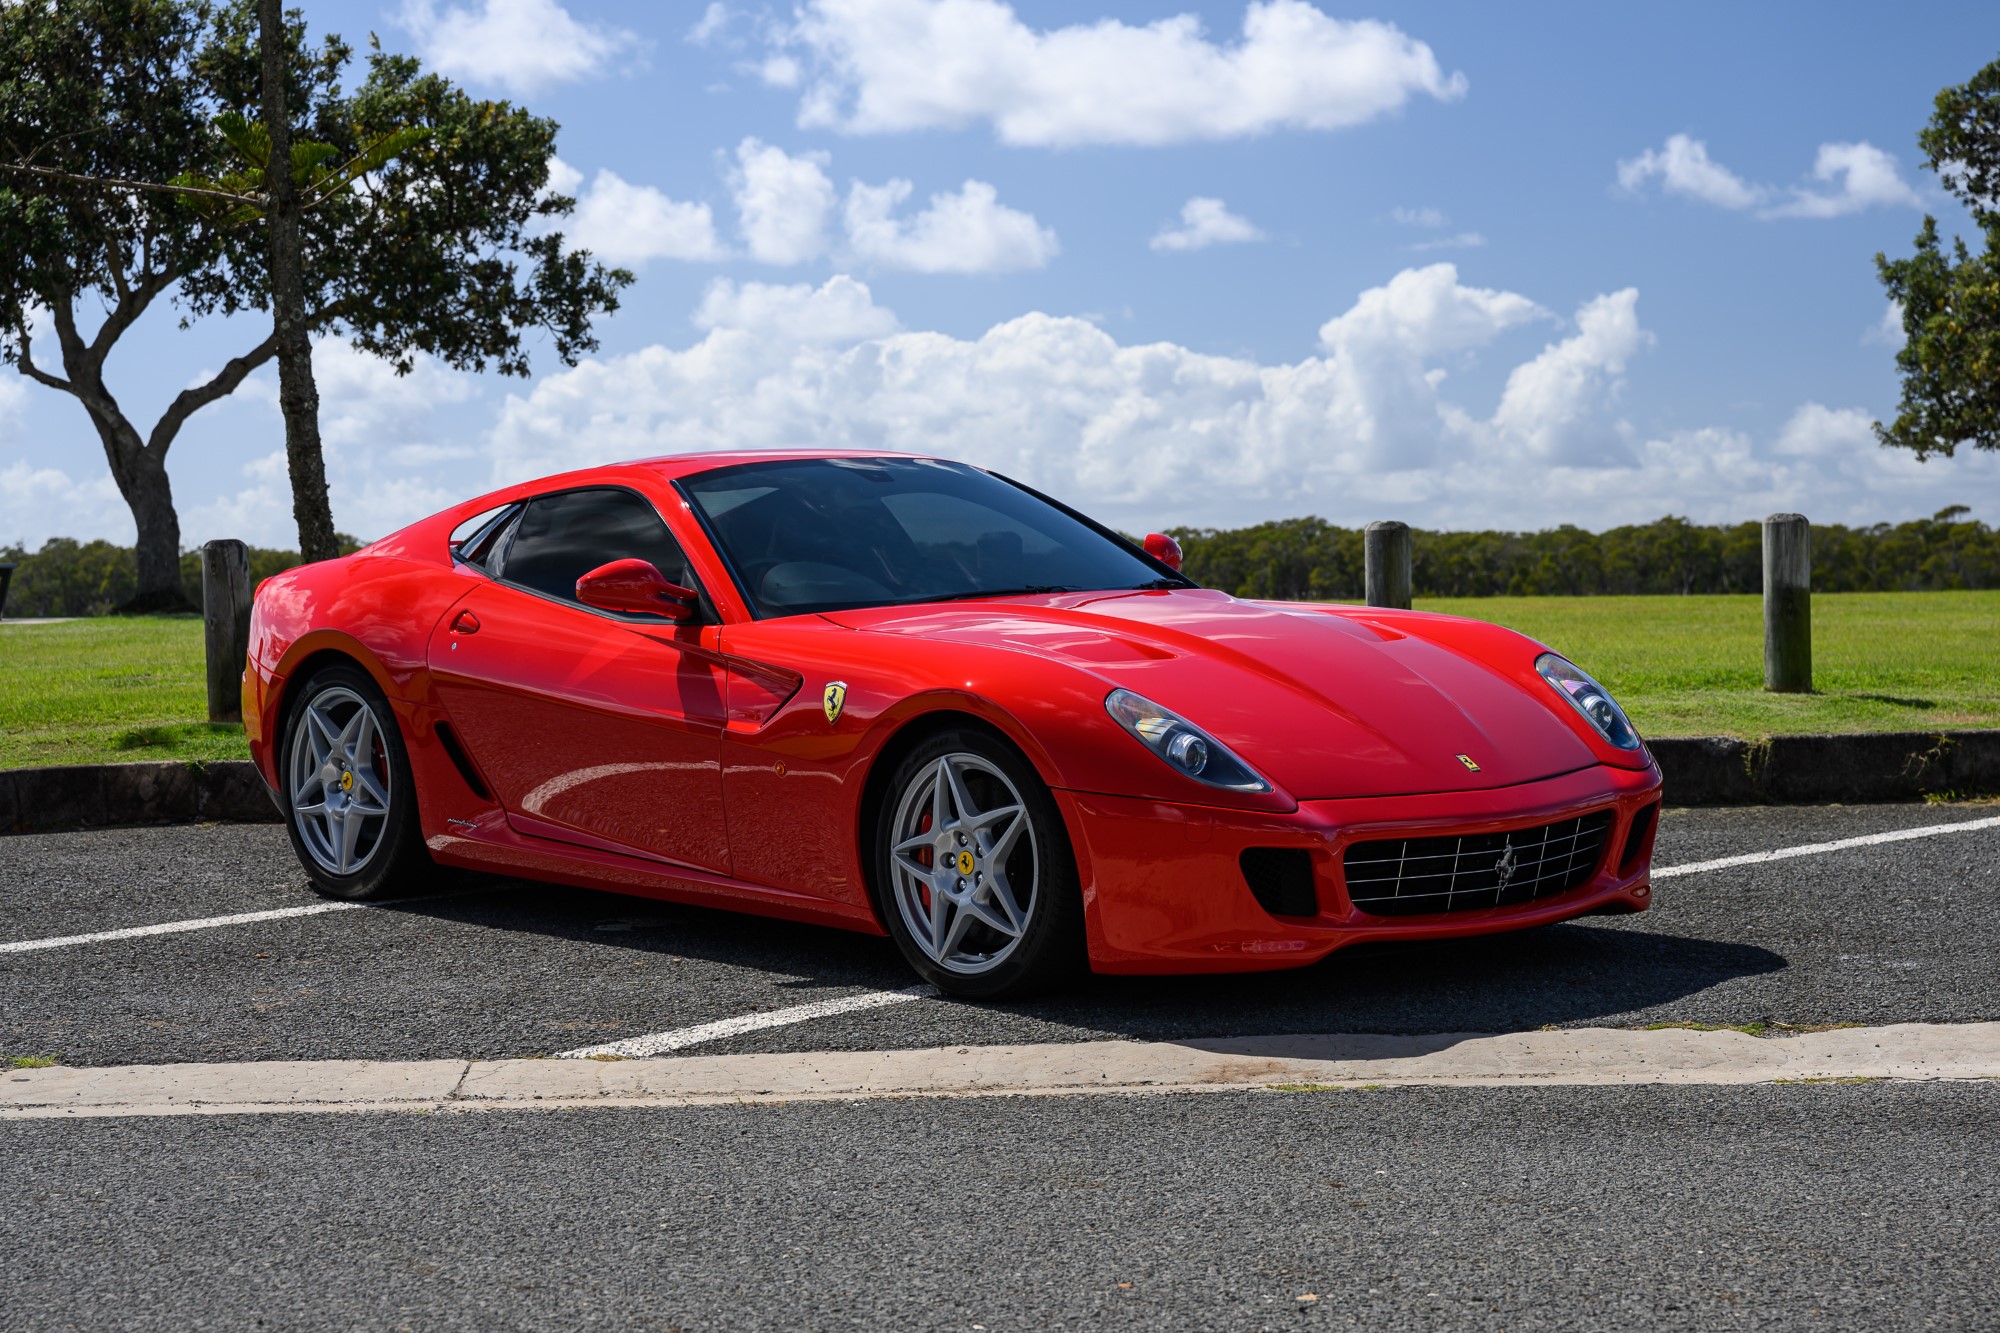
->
[451,610,481,634]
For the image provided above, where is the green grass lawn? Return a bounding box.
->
[0,616,248,770]
[1,592,1996,769]
[1420,590,2000,739]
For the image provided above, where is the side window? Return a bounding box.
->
[497,489,695,607]
[451,504,520,574]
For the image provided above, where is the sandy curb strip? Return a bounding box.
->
[4,1023,1997,1120]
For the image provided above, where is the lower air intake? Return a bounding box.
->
[1342,811,1613,917]
[1239,847,1319,918]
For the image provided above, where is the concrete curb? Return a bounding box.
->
[1645,730,2000,806]
[0,760,277,835]
[4,1023,1997,1120]
[0,731,1995,835]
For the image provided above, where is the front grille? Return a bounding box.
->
[1342,811,1613,917]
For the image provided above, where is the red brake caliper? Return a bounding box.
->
[915,809,934,909]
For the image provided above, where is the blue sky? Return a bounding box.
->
[5,0,1998,550]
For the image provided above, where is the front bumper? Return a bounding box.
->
[1056,761,1662,974]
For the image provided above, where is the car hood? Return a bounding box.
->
[826,588,1618,800]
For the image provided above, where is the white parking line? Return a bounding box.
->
[0,892,467,954]
[1652,814,2000,880]
[557,986,938,1059]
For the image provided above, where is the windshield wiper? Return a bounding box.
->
[1127,578,1185,590]
[910,584,1082,604]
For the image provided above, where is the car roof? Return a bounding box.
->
[631,449,941,482]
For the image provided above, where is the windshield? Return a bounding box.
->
[680,457,1181,617]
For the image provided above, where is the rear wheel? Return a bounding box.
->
[874,729,1083,999]
[281,663,430,900]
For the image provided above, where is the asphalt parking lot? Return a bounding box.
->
[3,803,1997,1066]
[4,802,1998,1329]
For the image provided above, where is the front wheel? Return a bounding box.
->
[281,662,431,900]
[874,730,1083,999]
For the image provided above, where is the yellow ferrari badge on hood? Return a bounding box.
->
[1456,754,1481,772]
[823,681,847,725]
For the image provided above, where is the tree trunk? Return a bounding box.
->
[67,367,194,613]
[123,451,190,613]
[259,0,338,564]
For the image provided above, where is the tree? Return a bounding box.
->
[0,1,631,608]
[258,0,333,564]
[1875,53,2000,459]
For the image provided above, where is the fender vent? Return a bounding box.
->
[1240,848,1319,918]
[433,721,492,801]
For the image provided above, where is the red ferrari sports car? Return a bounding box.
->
[245,451,1661,997]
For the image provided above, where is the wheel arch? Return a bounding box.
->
[270,642,400,762]
[854,707,1081,929]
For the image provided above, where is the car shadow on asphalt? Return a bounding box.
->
[374,873,1788,1042]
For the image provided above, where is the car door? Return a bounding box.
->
[426,486,732,873]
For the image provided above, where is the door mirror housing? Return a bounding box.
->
[575,559,700,621]
[1142,532,1184,572]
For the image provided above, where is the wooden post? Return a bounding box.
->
[201,540,252,724]
[1762,513,1811,693]
[1364,521,1412,610]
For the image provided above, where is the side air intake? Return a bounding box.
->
[1239,848,1319,918]
[433,721,493,801]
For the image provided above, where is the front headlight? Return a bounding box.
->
[1105,689,1271,792]
[1535,653,1642,751]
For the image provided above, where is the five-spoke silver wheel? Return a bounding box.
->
[887,752,1038,975]
[288,685,393,877]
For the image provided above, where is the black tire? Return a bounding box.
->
[872,728,1084,999]
[280,662,432,901]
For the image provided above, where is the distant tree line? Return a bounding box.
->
[1168,507,1999,600]
[0,535,359,618]
[4,508,1995,618]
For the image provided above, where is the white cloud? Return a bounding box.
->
[1489,289,1648,462]
[1773,402,1875,457]
[758,54,804,87]
[731,138,836,265]
[845,178,1059,272]
[693,276,901,342]
[1762,142,1923,219]
[482,264,1631,520]
[1618,134,1922,220]
[1617,133,1764,209]
[0,371,24,427]
[1864,301,1906,348]
[1315,263,1545,358]
[1390,206,1448,228]
[179,341,483,549]
[687,3,731,45]
[395,0,639,95]
[1151,197,1265,252]
[477,265,2000,532]
[309,342,479,451]
[0,460,128,548]
[1408,231,1485,252]
[774,0,1466,146]
[561,165,726,264]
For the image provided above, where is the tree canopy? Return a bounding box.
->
[1875,53,2000,459]
[0,0,631,603]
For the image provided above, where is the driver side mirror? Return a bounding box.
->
[575,559,700,621]
[1142,533,1183,572]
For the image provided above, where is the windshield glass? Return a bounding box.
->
[680,457,1178,617]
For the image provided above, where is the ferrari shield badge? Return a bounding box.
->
[823,681,848,725]
[1456,754,1481,772]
